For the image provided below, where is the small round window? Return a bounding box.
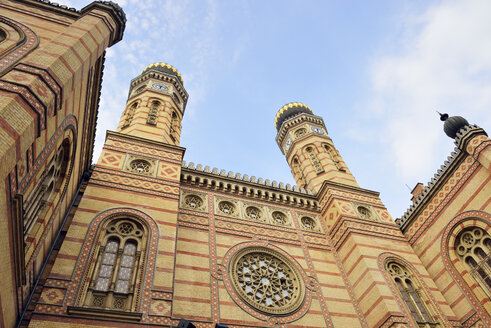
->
[129,159,151,174]
[272,211,287,225]
[245,206,261,220]
[218,201,235,215]
[301,217,316,230]
[184,195,203,209]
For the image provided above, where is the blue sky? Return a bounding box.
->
[61,0,491,219]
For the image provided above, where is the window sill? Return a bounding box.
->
[67,306,142,321]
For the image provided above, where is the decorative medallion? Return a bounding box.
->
[271,211,288,226]
[245,206,263,221]
[180,190,208,213]
[123,154,157,177]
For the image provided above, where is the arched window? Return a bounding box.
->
[323,144,344,171]
[169,111,178,141]
[147,100,160,125]
[305,146,323,174]
[123,102,138,127]
[386,262,436,326]
[85,219,144,310]
[23,138,70,238]
[292,158,306,187]
[0,28,6,43]
[455,227,491,295]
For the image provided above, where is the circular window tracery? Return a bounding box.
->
[184,195,203,209]
[272,211,287,225]
[357,206,372,220]
[230,247,305,315]
[129,159,151,174]
[218,201,235,215]
[245,206,261,220]
[301,217,316,230]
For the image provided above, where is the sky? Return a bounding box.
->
[60,0,491,219]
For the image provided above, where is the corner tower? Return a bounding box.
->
[116,63,188,145]
[275,102,358,192]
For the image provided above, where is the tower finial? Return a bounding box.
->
[437,111,449,121]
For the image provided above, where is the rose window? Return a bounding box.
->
[230,247,305,315]
[184,195,203,209]
[245,206,261,220]
[218,201,235,215]
[129,159,151,174]
[301,217,316,230]
[272,211,287,225]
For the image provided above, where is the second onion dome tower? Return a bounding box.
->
[275,102,358,193]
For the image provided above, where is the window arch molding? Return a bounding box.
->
[20,117,77,263]
[68,208,159,319]
[0,15,39,75]
[441,210,491,322]
[378,253,452,327]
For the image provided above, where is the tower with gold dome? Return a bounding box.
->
[275,102,358,192]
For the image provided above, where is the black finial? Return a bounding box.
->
[437,111,449,121]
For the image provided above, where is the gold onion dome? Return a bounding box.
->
[275,102,313,131]
[141,62,183,85]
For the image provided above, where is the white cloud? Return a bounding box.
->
[369,0,491,181]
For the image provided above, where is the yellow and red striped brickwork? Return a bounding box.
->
[0,0,124,327]
[1,1,490,328]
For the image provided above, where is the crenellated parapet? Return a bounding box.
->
[181,161,319,209]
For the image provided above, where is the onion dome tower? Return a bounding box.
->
[116,63,188,145]
[275,102,359,192]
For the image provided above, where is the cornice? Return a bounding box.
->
[130,71,188,109]
[105,130,186,154]
[181,161,319,210]
[317,179,380,198]
[275,113,326,147]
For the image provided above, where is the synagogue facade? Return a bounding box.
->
[0,1,490,328]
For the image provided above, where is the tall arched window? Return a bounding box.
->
[323,144,343,171]
[305,146,323,174]
[292,158,306,187]
[455,227,491,296]
[23,138,70,238]
[169,111,178,141]
[386,262,437,327]
[123,102,138,127]
[147,100,160,125]
[85,219,144,310]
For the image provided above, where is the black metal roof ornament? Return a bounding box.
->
[438,111,469,139]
